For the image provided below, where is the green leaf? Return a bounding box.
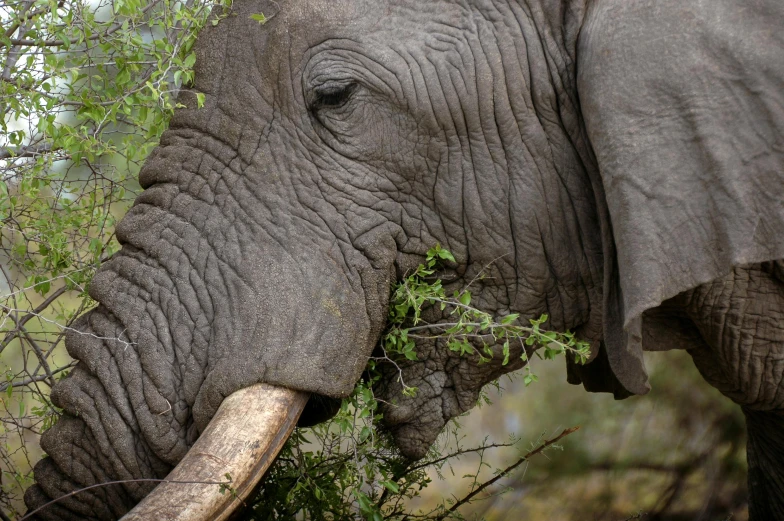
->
[381,480,399,493]
[250,13,267,24]
[438,248,455,262]
[116,67,131,85]
[183,52,197,69]
[501,313,519,325]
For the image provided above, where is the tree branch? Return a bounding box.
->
[19,477,233,521]
[0,284,69,355]
[435,426,580,520]
[0,363,74,392]
[0,142,56,160]
[4,0,165,48]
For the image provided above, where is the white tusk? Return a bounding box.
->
[121,384,309,521]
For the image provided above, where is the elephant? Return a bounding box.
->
[21,0,784,519]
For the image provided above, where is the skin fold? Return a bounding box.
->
[22,0,784,519]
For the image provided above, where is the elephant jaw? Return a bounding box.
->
[121,384,309,521]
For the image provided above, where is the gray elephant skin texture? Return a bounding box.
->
[22,0,784,519]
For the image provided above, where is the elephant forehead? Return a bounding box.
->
[216,0,482,76]
[275,0,471,40]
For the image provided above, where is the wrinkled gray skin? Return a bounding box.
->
[23,0,784,519]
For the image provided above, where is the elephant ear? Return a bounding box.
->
[574,0,784,396]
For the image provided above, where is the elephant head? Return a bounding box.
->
[23,0,784,519]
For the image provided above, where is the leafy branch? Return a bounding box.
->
[246,246,586,520]
[382,244,591,391]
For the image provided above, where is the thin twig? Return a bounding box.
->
[0,362,74,392]
[407,441,518,475]
[19,324,57,388]
[4,0,165,48]
[435,426,580,520]
[20,477,232,520]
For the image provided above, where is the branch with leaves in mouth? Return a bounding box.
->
[239,246,588,520]
[382,244,592,393]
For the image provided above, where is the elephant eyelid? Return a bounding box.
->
[311,81,358,110]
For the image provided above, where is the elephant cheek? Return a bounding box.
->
[380,370,463,460]
[388,417,447,461]
[187,242,386,432]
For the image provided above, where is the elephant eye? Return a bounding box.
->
[311,82,357,110]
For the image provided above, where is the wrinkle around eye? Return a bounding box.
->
[312,90,368,131]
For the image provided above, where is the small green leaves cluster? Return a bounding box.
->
[1,0,232,295]
[249,379,409,520]
[383,245,591,391]
[253,377,581,521]
[384,244,455,365]
[217,473,236,497]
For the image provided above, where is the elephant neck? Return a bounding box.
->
[471,0,602,333]
[509,0,595,167]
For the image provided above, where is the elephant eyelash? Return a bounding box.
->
[312,82,357,110]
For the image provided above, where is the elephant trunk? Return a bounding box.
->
[23,117,392,519]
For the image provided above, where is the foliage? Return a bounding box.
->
[382,244,591,390]
[247,376,578,521]
[0,0,228,516]
[246,247,586,520]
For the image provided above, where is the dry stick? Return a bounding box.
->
[407,441,518,475]
[372,440,507,512]
[19,325,56,388]
[19,477,232,521]
[1,311,57,388]
[0,142,55,160]
[0,284,68,354]
[434,426,580,520]
[0,362,74,392]
[1,0,34,81]
[39,300,85,361]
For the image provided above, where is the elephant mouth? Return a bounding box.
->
[121,384,309,521]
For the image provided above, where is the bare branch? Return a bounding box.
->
[0,283,69,355]
[435,427,580,520]
[0,142,56,160]
[0,362,75,392]
[19,477,234,521]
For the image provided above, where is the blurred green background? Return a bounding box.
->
[412,349,747,521]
